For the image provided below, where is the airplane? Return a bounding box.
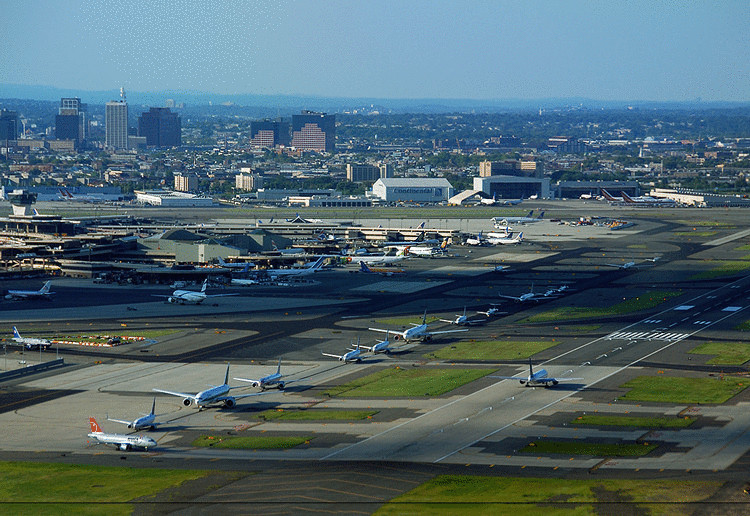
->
[603,257,660,270]
[351,247,409,265]
[487,232,523,245]
[490,358,583,387]
[230,277,258,286]
[369,311,468,343]
[5,281,54,301]
[264,256,327,279]
[359,261,405,276]
[107,398,159,431]
[621,191,676,206]
[477,306,506,317]
[481,194,523,206]
[300,231,340,244]
[439,307,483,326]
[87,417,157,451]
[359,331,393,354]
[217,257,255,269]
[466,232,489,246]
[600,189,624,202]
[234,359,287,390]
[322,338,363,363]
[491,210,544,226]
[498,284,561,303]
[153,363,269,409]
[156,279,237,305]
[10,326,51,350]
[58,188,108,203]
[379,223,440,248]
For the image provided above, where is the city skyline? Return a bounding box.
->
[2,1,749,103]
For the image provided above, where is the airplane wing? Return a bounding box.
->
[368,327,394,335]
[106,417,133,426]
[497,295,521,301]
[153,388,195,399]
[233,377,261,384]
[543,377,584,383]
[223,392,273,400]
[321,352,343,359]
[427,329,469,335]
[488,375,525,381]
[206,293,240,298]
[438,319,455,324]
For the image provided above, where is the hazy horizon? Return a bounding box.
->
[3,1,749,103]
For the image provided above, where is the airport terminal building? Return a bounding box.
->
[371,178,454,203]
[473,175,551,199]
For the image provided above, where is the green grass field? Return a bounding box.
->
[618,376,750,404]
[521,440,657,456]
[735,319,750,331]
[257,409,378,421]
[0,461,207,516]
[690,260,750,280]
[192,435,311,449]
[523,291,681,323]
[572,414,696,428]
[427,339,557,361]
[324,367,494,397]
[673,231,718,237]
[375,475,721,515]
[689,342,750,365]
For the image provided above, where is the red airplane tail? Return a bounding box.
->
[89,417,102,433]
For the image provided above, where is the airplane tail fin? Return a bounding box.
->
[529,358,534,378]
[150,397,156,415]
[218,257,227,266]
[311,256,325,270]
[89,417,102,433]
[417,221,425,229]
[359,261,371,273]
[526,210,533,218]
[422,309,427,325]
[201,279,208,293]
[224,363,230,385]
[40,281,51,294]
[276,358,282,375]
[537,211,544,220]
[621,192,636,203]
[518,232,524,241]
[12,326,21,339]
[600,189,617,201]
[440,238,449,250]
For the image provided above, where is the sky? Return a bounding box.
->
[2,0,749,102]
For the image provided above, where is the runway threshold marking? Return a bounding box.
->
[433,301,750,464]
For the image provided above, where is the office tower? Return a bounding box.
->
[174,174,198,192]
[250,119,290,147]
[106,89,129,149]
[379,163,394,178]
[346,164,379,182]
[138,107,181,147]
[0,109,20,140]
[291,111,335,152]
[55,97,87,145]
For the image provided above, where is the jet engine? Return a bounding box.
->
[223,397,236,408]
[251,381,261,388]
[552,380,559,386]
[277,382,285,390]
[119,443,131,451]
[182,398,192,407]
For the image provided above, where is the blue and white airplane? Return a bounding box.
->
[491,359,583,387]
[107,398,159,431]
[323,339,364,363]
[369,311,468,343]
[234,359,288,390]
[11,326,51,349]
[153,364,268,409]
[5,281,54,300]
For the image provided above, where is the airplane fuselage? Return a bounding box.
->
[89,432,156,451]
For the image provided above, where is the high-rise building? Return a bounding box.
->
[379,163,394,179]
[0,109,20,141]
[55,97,87,146]
[174,174,198,192]
[235,172,263,191]
[291,111,335,152]
[138,107,181,147]
[346,164,379,182]
[250,119,290,148]
[106,89,129,150]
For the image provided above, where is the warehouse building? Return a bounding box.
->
[371,178,454,203]
[473,175,551,199]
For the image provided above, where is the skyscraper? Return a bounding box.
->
[138,107,181,147]
[250,119,290,148]
[0,109,20,141]
[291,111,335,152]
[55,97,87,146]
[106,88,129,150]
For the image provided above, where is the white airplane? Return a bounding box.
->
[491,211,545,226]
[230,277,258,286]
[490,359,583,387]
[621,192,676,206]
[322,338,364,363]
[264,256,327,279]
[359,261,405,276]
[359,331,393,354]
[107,398,159,431]
[603,257,660,270]
[498,284,559,303]
[11,326,51,349]
[481,195,523,206]
[217,257,255,269]
[5,281,54,300]
[157,279,237,305]
[153,363,268,409]
[351,247,409,265]
[466,232,489,246]
[439,307,482,326]
[369,311,468,343]
[234,359,287,390]
[487,232,523,245]
[477,306,505,317]
[87,417,157,451]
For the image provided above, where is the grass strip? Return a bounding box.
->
[618,375,749,404]
[690,260,750,280]
[521,440,657,456]
[192,435,311,449]
[0,461,207,516]
[257,409,378,421]
[524,290,681,323]
[689,342,750,365]
[673,231,718,237]
[375,475,721,515]
[572,414,695,428]
[427,340,557,361]
[324,367,493,397]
